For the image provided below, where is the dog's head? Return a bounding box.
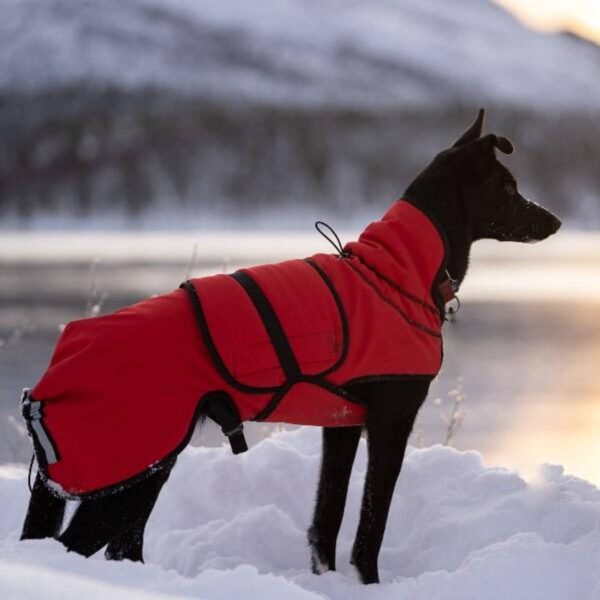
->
[406,109,561,243]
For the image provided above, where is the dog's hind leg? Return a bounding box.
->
[59,462,174,559]
[351,380,429,584]
[308,425,361,574]
[21,472,66,540]
[105,462,173,562]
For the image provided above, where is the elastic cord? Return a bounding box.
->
[314,221,349,257]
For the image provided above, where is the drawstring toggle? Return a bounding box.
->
[315,221,350,258]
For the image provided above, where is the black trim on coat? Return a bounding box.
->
[303,258,349,378]
[342,373,435,388]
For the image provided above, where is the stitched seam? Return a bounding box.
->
[348,254,439,315]
[344,260,442,339]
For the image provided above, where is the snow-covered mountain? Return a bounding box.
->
[1,0,599,226]
[1,0,600,110]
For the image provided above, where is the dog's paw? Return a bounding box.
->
[351,547,379,584]
[310,546,330,575]
[307,526,334,574]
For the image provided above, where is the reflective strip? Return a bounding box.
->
[21,389,59,466]
[28,407,59,465]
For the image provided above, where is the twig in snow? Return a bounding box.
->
[185,242,199,280]
[85,258,108,317]
[0,319,36,350]
[433,377,466,447]
[221,256,231,274]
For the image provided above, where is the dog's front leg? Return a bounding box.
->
[308,425,361,574]
[351,380,429,584]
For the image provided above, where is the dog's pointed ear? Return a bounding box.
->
[494,135,514,155]
[460,133,514,159]
[452,109,485,147]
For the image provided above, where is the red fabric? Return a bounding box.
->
[30,200,445,495]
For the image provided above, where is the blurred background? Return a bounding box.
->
[2,0,600,483]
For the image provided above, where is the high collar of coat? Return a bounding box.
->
[344,199,455,318]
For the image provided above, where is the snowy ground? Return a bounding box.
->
[2,427,600,599]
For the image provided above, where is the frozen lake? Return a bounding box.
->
[2,230,600,483]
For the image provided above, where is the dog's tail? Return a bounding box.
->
[20,473,66,540]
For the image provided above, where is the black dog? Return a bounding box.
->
[21,110,560,584]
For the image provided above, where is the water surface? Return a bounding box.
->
[2,232,599,483]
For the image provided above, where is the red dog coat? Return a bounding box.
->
[23,200,448,497]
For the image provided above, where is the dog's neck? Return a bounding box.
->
[402,192,473,289]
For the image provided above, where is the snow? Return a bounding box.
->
[2,0,600,109]
[2,427,600,599]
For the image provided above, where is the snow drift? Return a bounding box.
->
[2,427,600,599]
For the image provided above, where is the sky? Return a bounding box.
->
[496,0,600,43]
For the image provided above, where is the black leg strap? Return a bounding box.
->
[230,270,301,380]
[203,392,248,455]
